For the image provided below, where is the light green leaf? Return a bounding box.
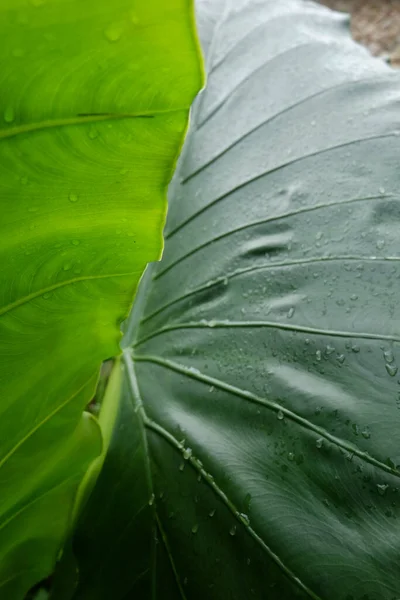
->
[0,0,202,598]
[70,0,400,598]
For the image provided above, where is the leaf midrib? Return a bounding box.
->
[123,350,322,599]
[0,271,139,319]
[0,107,187,140]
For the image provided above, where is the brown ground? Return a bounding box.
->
[316,0,400,64]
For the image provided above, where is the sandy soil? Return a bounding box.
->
[316,0,400,64]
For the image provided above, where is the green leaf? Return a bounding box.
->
[70,0,400,598]
[0,0,202,598]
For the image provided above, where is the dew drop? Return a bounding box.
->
[316,438,323,449]
[325,344,335,355]
[229,525,236,536]
[386,364,398,377]
[148,493,155,506]
[104,22,124,42]
[88,126,98,140]
[351,345,360,353]
[72,239,80,246]
[379,186,386,194]
[361,427,371,439]
[376,239,385,250]
[239,513,250,526]
[130,9,139,24]
[69,192,78,203]
[179,462,184,472]
[384,349,394,364]
[63,263,72,271]
[42,293,51,300]
[350,294,358,301]
[316,350,322,361]
[288,452,295,461]
[183,447,192,460]
[4,106,15,123]
[287,307,295,319]
[336,354,345,364]
[277,410,284,421]
[191,524,198,534]
[377,484,389,496]
[209,509,216,517]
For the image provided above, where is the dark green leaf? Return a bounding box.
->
[73,1,400,598]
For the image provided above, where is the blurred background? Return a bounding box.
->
[317,0,400,64]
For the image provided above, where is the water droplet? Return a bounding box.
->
[361,427,371,439]
[4,106,15,123]
[88,126,98,140]
[209,509,216,517]
[119,168,128,175]
[376,239,385,250]
[288,452,295,461]
[351,345,360,353]
[69,192,78,203]
[179,462,184,472]
[326,344,335,355]
[379,186,386,194]
[277,410,284,420]
[350,294,358,301]
[42,293,51,300]
[130,9,139,24]
[229,525,236,536]
[336,354,345,364]
[316,438,323,449]
[239,513,250,526]
[316,350,322,361]
[191,524,198,534]
[244,493,252,509]
[183,447,192,460]
[148,493,155,506]
[72,239,80,246]
[287,307,295,318]
[104,22,124,42]
[384,349,394,363]
[63,263,72,271]
[377,484,389,496]
[386,364,398,377]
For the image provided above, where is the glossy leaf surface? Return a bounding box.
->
[73,1,400,598]
[0,1,202,597]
